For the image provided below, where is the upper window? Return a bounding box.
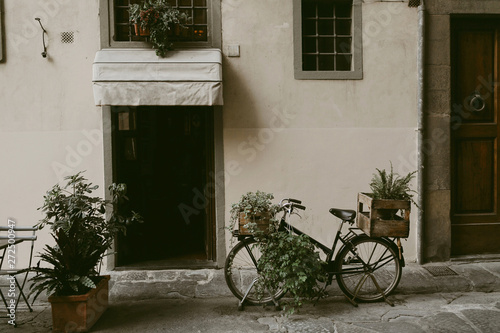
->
[294,0,362,79]
[107,0,220,48]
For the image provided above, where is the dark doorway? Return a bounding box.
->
[112,106,216,266]
[451,17,500,255]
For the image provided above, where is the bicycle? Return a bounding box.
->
[224,198,404,310]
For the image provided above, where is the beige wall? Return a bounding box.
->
[0,0,103,266]
[222,0,420,259]
[0,0,421,268]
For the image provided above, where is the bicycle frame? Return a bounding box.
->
[276,201,404,281]
[277,212,360,266]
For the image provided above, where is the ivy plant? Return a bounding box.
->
[230,191,325,314]
[228,191,280,233]
[255,229,325,314]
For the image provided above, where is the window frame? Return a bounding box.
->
[101,0,221,49]
[293,0,363,80]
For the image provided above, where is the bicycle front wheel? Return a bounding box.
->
[335,236,402,302]
[224,238,286,305]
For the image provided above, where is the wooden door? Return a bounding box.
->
[451,18,500,255]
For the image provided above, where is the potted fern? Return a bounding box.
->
[128,0,188,57]
[29,172,142,332]
[357,162,417,238]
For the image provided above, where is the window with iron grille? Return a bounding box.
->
[113,0,209,44]
[294,0,362,79]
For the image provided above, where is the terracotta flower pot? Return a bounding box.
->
[48,275,110,333]
[134,23,150,36]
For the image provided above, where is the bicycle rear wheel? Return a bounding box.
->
[335,236,402,302]
[224,238,286,305]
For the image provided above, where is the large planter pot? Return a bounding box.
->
[48,275,110,333]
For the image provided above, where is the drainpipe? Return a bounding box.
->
[416,0,426,265]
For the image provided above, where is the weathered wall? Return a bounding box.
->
[221,0,419,260]
[0,0,103,266]
[0,0,421,269]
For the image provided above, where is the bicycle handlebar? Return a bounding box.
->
[279,198,306,212]
[288,198,302,204]
[294,204,306,211]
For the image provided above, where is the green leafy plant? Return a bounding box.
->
[369,162,417,204]
[255,230,325,314]
[228,191,280,233]
[129,0,188,57]
[29,172,143,301]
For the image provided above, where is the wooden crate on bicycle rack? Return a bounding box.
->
[238,212,272,235]
[356,192,410,238]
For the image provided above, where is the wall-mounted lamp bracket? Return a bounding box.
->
[35,18,47,58]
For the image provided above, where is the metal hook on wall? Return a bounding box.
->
[35,18,47,58]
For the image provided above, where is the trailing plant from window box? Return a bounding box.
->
[369,162,418,218]
[255,229,325,314]
[228,191,280,235]
[129,0,188,57]
[29,172,143,301]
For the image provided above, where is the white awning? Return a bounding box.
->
[92,49,223,106]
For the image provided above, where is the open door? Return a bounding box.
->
[112,106,216,266]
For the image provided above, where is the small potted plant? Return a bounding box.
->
[128,0,189,57]
[229,191,280,236]
[29,172,142,332]
[357,162,417,238]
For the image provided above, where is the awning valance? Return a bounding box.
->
[92,49,223,106]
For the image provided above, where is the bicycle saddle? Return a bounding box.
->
[329,208,356,222]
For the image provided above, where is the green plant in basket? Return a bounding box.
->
[229,191,280,234]
[370,162,417,203]
[369,162,418,219]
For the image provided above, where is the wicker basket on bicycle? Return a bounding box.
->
[238,212,273,235]
[356,192,410,238]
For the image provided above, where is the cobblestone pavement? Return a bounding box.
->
[4,291,500,332]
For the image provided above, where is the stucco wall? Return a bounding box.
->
[0,0,103,266]
[222,1,419,260]
[0,0,421,269]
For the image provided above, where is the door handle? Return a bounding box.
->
[469,91,486,112]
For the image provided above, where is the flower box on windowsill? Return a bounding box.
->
[134,23,150,36]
